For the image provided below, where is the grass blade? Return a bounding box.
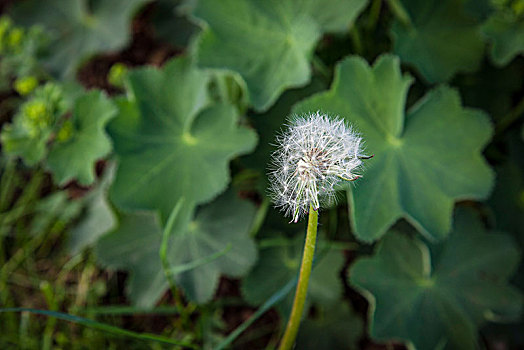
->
[0,307,198,348]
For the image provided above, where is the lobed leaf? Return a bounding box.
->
[390,0,485,83]
[296,302,363,350]
[293,54,494,242]
[46,90,117,186]
[482,9,524,66]
[10,0,150,79]
[193,0,368,111]
[242,237,344,315]
[349,208,522,350]
[108,56,257,220]
[68,164,117,254]
[95,191,257,306]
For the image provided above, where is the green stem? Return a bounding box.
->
[278,204,318,350]
[40,281,58,350]
[387,0,412,27]
[159,199,192,327]
[311,56,330,81]
[349,26,363,55]
[366,0,382,30]
[249,197,269,237]
[0,157,16,212]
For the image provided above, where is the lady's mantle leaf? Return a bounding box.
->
[296,303,363,350]
[241,236,344,316]
[46,91,117,186]
[95,210,172,307]
[10,0,150,79]
[68,164,117,254]
[349,208,522,350]
[169,191,258,303]
[193,0,368,111]
[482,10,524,66]
[293,55,493,242]
[109,57,257,220]
[95,191,257,307]
[390,0,484,83]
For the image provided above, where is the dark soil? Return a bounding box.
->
[76,2,179,94]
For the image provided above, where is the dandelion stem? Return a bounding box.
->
[278,204,318,350]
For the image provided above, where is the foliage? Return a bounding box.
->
[9,0,150,79]
[294,55,493,242]
[68,164,117,254]
[46,90,117,185]
[349,208,522,350]
[390,0,485,82]
[482,0,524,65]
[242,237,344,316]
[96,191,257,306]
[296,302,363,350]
[108,56,257,220]
[1,82,116,186]
[0,16,47,91]
[192,0,368,111]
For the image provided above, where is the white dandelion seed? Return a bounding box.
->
[268,112,371,223]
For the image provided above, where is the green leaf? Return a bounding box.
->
[207,69,250,114]
[293,54,494,242]
[108,56,257,220]
[95,210,170,307]
[193,0,368,111]
[482,10,524,66]
[95,191,258,306]
[10,0,150,79]
[349,208,523,350]
[46,90,117,186]
[0,116,51,166]
[29,191,82,236]
[390,0,484,83]
[242,236,344,315]
[68,164,117,254]
[296,302,363,350]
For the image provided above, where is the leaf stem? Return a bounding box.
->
[311,56,330,81]
[366,0,382,30]
[249,197,269,237]
[278,204,318,350]
[386,0,412,27]
[159,199,192,327]
[349,26,363,56]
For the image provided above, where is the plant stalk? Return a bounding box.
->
[278,204,318,350]
[387,0,412,27]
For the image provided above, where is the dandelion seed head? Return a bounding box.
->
[268,111,368,223]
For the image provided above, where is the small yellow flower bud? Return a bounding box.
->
[108,63,128,88]
[14,76,39,96]
[56,119,74,143]
[7,27,24,50]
